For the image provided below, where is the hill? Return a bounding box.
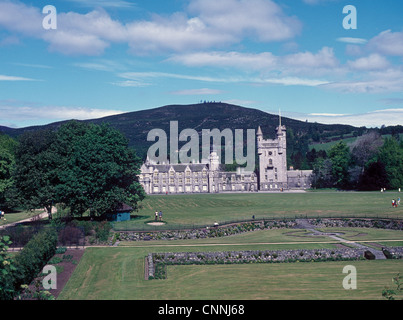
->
[0,102,364,167]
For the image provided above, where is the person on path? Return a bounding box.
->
[159,210,163,221]
[155,211,158,221]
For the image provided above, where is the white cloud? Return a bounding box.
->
[64,0,137,9]
[169,48,337,86]
[321,68,403,93]
[337,37,368,45]
[0,1,44,36]
[347,54,389,71]
[172,47,339,73]
[258,77,329,86]
[44,30,110,56]
[126,14,233,54]
[111,80,151,87]
[168,51,278,70]
[290,109,403,128]
[117,70,328,88]
[0,105,124,124]
[281,47,338,71]
[0,0,302,56]
[170,88,224,95]
[118,71,237,83]
[188,0,302,42]
[368,30,403,56]
[0,74,37,81]
[302,0,340,5]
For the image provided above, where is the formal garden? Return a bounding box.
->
[0,190,403,300]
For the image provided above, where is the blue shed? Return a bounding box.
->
[108,203,132,222]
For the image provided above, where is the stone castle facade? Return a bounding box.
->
[139,121,312,194]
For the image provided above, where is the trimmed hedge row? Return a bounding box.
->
[2,228,58,300]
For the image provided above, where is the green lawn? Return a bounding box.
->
[316,227,403,247]
[0,209,43,227]
[58,247,403,300]
[114,191,403,231]
[58,192,403,300]
[59,225,403,300]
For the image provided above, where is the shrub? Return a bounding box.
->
[48,256,63,264]
[364,251,375,260]
[95,221,112,242]
[11,228,58,297]
[55,247,67,254]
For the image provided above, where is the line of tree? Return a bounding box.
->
[0,121,145,219]
[308,131,403,190]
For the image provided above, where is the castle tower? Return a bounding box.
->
[208,148,220,172]
[257,114,288,191]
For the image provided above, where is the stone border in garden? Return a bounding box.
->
[116,220,297,242]
[145,247,403,280]
[115,218,403,243]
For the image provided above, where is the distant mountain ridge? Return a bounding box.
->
[0,102,362,159]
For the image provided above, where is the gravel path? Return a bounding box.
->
[295,219,386,259]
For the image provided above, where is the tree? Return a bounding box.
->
[312,158,333,188]
[13,129,59,219]
[54,121,145,217]
[0,134,18,208]
[350,131,383,173]
[382,273,403,300]
[376,137,403,190]
[0,235,16,300]
[328,141,351,189]
[358,160,389,191]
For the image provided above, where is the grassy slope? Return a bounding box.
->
[59,227,403,300]
[114,191,403,230]
[59,192,403,300]
[59,246,403,300]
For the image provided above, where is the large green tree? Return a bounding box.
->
[376,137,403,190]
[0,134,18,208]
[12,121,145,218]
[54,121,145,217]
[328,141,351,189]
[13,129,59,219]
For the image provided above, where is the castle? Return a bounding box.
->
[139,120,312,194]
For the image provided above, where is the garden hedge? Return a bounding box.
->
[7,228,58,299]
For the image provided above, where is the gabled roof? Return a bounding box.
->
[144,163,209,173]
[116,203,133,213]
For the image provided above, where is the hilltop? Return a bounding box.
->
[0,103,361,159]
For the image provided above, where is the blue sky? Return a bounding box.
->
[1,0,403,128]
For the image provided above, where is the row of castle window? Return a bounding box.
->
[141,173,254,183]
[151,183,254,193]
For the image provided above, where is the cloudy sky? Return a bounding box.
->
[0,0,403,128]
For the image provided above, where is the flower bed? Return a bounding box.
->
[309,218,403,230]
[146,248,368,280]
[115,218,403,244]
[116,220,297,243]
